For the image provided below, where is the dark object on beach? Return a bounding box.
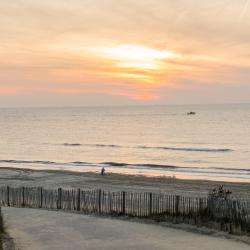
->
[187,111,196,115]
[101,167,106,176]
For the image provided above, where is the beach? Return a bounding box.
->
[0,167,250,198]
[1,167,250,249]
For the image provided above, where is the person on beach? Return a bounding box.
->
[101,167,106,176]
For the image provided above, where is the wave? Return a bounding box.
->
[138,146,232,152]
[91,144,121,148]
[63,143,121,148]
[0,159,249,178]
[102,162,177,169]
[2,159,248,172]
[0,159,183,169]
[0,159,66,166]
[63,143,81,146]
[62,143,232,153]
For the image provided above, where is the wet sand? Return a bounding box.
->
[0,167,250,197]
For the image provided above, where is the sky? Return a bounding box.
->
[0,0,250,107]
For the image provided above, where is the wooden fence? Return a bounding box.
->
[0,207,3,250]
[0,186,249,236]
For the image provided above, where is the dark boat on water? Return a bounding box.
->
[187,111,196,115]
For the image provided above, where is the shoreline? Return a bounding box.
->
[0,166,250,198]
[1,160,250,183]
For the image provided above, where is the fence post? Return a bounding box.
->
[40,187,43,208]
[22,187,25,207]
[122,191,126,215]
[7,186,10,206]
[199,198,203,216]
[175,195,180,216]
[57,188,62,209]
[98,189,102,213]
[77,188,81,211]
[232,200,237,228]
[149,193,152,216]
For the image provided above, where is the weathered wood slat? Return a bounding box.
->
[0,186,249,235]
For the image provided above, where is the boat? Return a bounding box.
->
[187,111,196,115]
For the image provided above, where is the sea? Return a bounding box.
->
[0,104,249,182]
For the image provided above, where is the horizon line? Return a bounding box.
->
[0,102,249,109]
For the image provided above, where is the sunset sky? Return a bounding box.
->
[0,0,250,107]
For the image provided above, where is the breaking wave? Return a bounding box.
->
[63,143,81,147]
[0,159,248,174]
[62,143,232,153]
[137,146,232,152]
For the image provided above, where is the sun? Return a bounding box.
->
[97,45,176,71]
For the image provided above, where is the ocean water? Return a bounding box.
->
[0,104,249,182]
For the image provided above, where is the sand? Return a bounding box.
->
[1,167,250,249]
[0,167,250,198]
[2,207,250,250]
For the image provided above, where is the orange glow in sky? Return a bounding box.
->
[93,45,177,83]
[97,45,176,70]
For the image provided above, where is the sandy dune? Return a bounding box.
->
[2,207,250,250]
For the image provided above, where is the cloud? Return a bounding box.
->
[0,0,250,106]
